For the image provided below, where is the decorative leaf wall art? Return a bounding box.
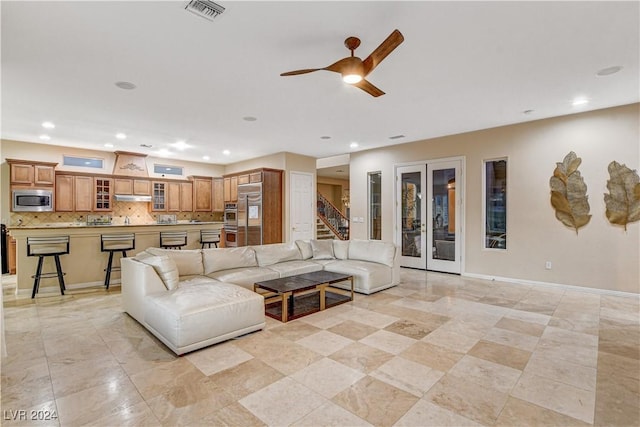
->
[604,161,640,230]
[549,151,591,233]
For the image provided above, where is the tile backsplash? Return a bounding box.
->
[9,201,222,226]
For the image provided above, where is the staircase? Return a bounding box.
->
[316,219,335,240]
[317,192,349,240]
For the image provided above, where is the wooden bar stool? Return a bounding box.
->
[101,233,135,289]
[160,231,187,249]
[27,236,70,298]
[200,229,220,248]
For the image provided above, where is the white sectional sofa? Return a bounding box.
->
[121,239,399,355]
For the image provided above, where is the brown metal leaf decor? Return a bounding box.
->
[549,151,591,233]
[604,161,640,230]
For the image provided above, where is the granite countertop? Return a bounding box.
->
[8,221,223,230]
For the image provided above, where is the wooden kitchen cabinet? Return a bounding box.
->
[192,176,212,212]
[223,177,231,202]
[230,176,238,202]
[8,234,16,274]
[55,175,75,212]
[8,159,57,187]
[180,182,193,212]
[114,178,151,195]
[133,179,151,195]
[222,175,239,202]
[237,174,250,185]
[213,178,224,212]
[114,178,133,195]
[75,176,94,212]
[167,182,181,212]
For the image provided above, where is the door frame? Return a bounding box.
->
[394,156,465,273]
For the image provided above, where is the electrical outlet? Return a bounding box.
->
[545,261,552,270]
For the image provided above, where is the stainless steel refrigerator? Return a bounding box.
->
[237,183,263,246]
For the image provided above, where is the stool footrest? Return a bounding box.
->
[31,272,66,279]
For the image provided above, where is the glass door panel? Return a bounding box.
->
[397,165,426,269]
[427,160,461,274]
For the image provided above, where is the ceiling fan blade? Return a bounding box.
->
[362,29,404,76]
[354,79,385,97]
[323,57,353,73]
[280,68,324,76]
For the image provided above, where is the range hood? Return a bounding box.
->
[114,194,152,202]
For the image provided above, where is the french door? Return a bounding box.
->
[396,158,463,273]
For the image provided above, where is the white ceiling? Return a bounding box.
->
[2,1,638,167]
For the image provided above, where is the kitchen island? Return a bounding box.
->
[7,221,223,296]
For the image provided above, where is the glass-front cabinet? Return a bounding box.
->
[94,178,112,211]
[152,182,166,211]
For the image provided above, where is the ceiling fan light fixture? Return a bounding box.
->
[341,57,364,84]
[343,74,362,84]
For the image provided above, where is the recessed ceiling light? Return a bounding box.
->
[42,121,55,129]
[202,155,210,161]
[39,134,50,141]
[104,143,114,148]
[158,149,171,157]
[223,149,231,156]
[243,116,257,122]
[115,81,137,90]
[116,133,127,140]
[523,109,535,115]
[572,98,589,107]
[350,142,359,148]
[172,140,188,150]
[320,136,331,140]
[596,66,623,76]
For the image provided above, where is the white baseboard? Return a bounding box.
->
[462,272,639,298]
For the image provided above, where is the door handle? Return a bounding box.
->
[421,224,426,233]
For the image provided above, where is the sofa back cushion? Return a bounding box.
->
[348,239,396,267]
[295,240,313,260]
[202,247,257,274]
[252,242,301,266]
[310,239,335,260]
[146,248,204,276]
[332,240,350,260]
[137,255,179,290]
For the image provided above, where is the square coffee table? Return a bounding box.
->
[254,270,354,322]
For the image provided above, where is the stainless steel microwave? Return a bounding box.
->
[12,189,54,212]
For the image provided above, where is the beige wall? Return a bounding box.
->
[349,104,640,293]
[317,177,349,214]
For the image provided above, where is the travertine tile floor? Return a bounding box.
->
[2,269,639,426]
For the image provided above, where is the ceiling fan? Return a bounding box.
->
[280,29,404,97]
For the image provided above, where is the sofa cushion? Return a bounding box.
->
[253,242,301,267]
[178,275,219,288]
[267,260,323,278]
[295,240,313,260]
[311,239,335,260]
[348,240,396,267]
[137,255,179,290]
[144,282,265,348]
[202,247,257,274]
[333,240,350,260]
[207,267,279,290]
[146,248,204,276]
[324,260,393,293]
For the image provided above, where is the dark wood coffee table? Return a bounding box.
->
[254,270,354,322]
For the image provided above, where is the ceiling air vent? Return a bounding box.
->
[185,0,225,21]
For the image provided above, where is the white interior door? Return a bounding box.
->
[290,171,314,241]
[427,159,462,274]
[396,165,427,269]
